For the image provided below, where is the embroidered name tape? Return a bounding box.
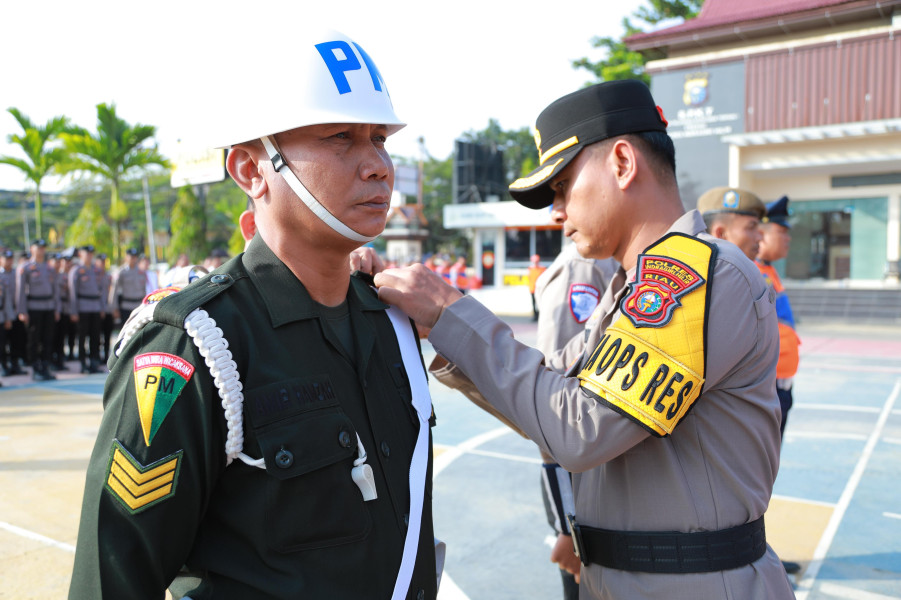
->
[105,439,182,514]
[133,353,195,446]
[578,234,716,437]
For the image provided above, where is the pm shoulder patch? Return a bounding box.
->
[133,353,195,446]
[105,439,183,514]
[578,234,715,437]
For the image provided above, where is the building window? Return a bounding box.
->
[505,227,563,264]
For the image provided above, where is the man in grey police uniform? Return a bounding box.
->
[69,244,106,374]
[111,248,148,330]
[375,80,794,599]
[1,249,25,375]
[69,28,438,600]
[534,242,618,599]
[0,250,15,383]
[16,238,60,381]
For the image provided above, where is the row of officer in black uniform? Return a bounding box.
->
[0,240,149,381]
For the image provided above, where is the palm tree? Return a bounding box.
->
[0,108,71,240]
[61,103,168,261]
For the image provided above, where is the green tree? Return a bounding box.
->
[168,185,208,262]
[60,103,168,261]
[0,108,72,240]
[572,0,704,84]
[66,199,112,256]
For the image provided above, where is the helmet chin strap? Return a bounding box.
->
[259,135,377,244]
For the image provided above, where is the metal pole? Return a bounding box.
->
[22,191,31,246]
[142,177,157,267]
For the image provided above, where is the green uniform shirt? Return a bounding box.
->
[70,237,437,600]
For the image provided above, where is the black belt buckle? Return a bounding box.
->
[566,514,589,566]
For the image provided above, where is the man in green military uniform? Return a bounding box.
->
[69,28,438,600]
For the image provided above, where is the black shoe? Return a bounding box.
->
[32,370,50,381]
[81,365,91,374]
[9,365,24,375]
[782,561,802,574]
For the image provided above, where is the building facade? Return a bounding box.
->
[627,0,901,292]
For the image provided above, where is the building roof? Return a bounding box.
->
[626,0,900,51]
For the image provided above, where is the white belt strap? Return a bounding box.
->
[386,306,432,600]
[260,135,376,244]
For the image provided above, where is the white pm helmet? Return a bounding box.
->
[212,28,405,243]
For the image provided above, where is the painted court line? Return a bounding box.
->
[795,379,901,600]
[0,520,75,553]
[817,582,901,600]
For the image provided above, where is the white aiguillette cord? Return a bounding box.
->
[385,305,432,600]
[259,135,376,244]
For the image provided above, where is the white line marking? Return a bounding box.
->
[0,521,75,553]
[433,427,512,478]
[884,512,901,520]
[882,437,901,446]
[804,363,901,374]
[817,582,901,600]
[785,432,869,442]
[465,448,543,465]
[771,494,836,508]
[795,379,901,600]
[436,572,469,600]
[795,404,882,414]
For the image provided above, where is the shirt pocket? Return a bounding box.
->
[255,406,372,553]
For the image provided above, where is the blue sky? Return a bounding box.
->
[0,0,640,191]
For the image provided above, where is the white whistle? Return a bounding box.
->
[352,433,378,501]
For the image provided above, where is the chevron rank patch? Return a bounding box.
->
[105,439,183,514]
[133,353,195,446]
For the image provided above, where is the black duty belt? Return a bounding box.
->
[27,295,53,300]
[77,294,100,300]
[566,515,766,574]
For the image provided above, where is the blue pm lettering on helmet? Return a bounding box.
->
[316,41,362,94]
[352,42,384,92]
[316,40,386,96]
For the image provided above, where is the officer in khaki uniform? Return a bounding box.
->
[70,28,438,600]
[0,250,15,382]
[533,242,619,599]
[69,245,106,374]
[1,250,24,375]
[375,80,794,599]
[16,239,60,381]
[111,248,147,330]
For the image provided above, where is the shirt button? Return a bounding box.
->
[210,274,229,284]
[416,590,425,600]
[380,441,390,457]
[338,430,353,448]
[404,513,409,527]
[275,446,294,468]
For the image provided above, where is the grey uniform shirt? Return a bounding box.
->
[111,266,148,313]
[0,269,14,322]
[16,261,59,313]
[534,243,618,359]
[429,210,793,600]
[69,263,106,314]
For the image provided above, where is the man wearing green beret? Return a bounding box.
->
[374,80,793,599]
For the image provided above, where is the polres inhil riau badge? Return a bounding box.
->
[620,254,705,328]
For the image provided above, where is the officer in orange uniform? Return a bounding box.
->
[527,254,546,321]
[756,196,799,436]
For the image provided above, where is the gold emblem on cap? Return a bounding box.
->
[534,129,542,159]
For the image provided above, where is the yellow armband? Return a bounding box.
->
[578,233,716,437]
